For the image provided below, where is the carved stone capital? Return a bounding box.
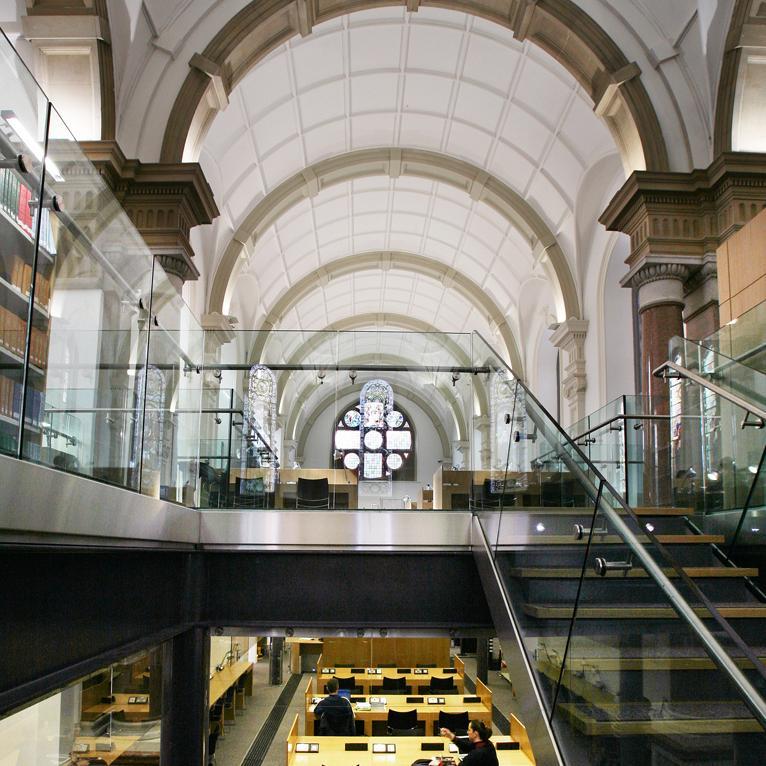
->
[80,139,219,287]
[600,152,766,270]
[621,260,690,311]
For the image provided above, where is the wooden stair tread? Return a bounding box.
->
[516,534,724,545]
[507,566,759,579]
[632,507,692,516]
[524,604,766,619]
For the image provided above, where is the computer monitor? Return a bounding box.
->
[337,688,351,700]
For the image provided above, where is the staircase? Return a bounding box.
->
[470,328,766,766]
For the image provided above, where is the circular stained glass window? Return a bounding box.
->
[386,453,403,470]
[343,409,361,428]
[343,453,360,470]
[386,411,404,428]
[364,430,383,450]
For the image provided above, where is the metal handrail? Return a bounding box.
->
[474,332,766,730]
[654,360,766,427]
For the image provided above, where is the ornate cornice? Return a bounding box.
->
[79,140,219,284]
[621,262,691,291]
[600,152,766,270]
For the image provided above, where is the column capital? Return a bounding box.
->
[550,318,588,424]
[80,139,219,289]
[621,260,691,312]
[600,152,766,271]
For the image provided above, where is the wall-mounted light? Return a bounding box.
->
[451,371,461,387]
[349,370,357,384]
[317,369,326,385]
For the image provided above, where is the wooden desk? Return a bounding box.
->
[83,693,150,721]
[210,659,253,707]
[317,667,465,696]
[277,469,358,509]
[286,716,534,766]
[70,731,159,765]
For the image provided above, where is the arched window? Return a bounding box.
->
[332,380,415,480]
[244,364,277,470]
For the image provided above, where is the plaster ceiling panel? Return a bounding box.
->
[352,233,386,254]
[353,212,388,234]
[315,238,349,262]
[402,73,452,115]
[352,187,389,213]
[351,113,397,149]
[303,119,348,164]
[313,194,351,227]
[543,141,582,205]
[488,141,536,191]
[261,275,289,310]
[445,121,493,167]
[281,230,315,263]
[487,255,520,292]
[259,140,307,190]
[225,167,264,222]
[298,79,345,131]
[500,104,550,164]
[565,94,614,161]
[352,176,389,193]
[388,233,426,253]
[526,173,568,229]
[276,195,313,229]
[462,32,520,94]
[469,207,509,250]
[390,212,427,235]
[424,220,462,250]
[391,189,431,217]
[253,100,299,156]
[429,196,471,230]
[513,56,571,127]
[351,72,399,113]
[218,131,258,191]
[349,24,403,72]
[291,30,345,90]
[317,219,350,247]
[452,81,505,131]
[239,51,292,119]
[203,99,248,156]
[406,20,463,74]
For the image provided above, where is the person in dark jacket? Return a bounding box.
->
[440,719,498,766]
[314,677,355,735]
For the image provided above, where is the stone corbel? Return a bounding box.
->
[549,318,588,424]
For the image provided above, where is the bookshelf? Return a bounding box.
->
[0,162,55,458]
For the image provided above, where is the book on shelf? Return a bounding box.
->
[0,168,57,254]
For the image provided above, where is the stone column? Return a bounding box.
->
[451,440,469,470]
[473,415,491,470]
[683,255,719,341]
[549,318,588,426]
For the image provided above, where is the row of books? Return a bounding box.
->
[0,304,49,367]
[3,254,52,309]
[0,374,46,426]
[0,168,57,253]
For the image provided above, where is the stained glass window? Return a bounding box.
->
[332,384,414,480]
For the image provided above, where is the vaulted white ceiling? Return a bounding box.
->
[199,6,617,361]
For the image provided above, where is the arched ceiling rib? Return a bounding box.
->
[245,251,525,375]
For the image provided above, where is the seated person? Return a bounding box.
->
[440,719,498,766]
[314,677,355,735]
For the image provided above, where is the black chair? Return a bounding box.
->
[428,676,457,693]
[386,709,424,736]
[336,675,363,694]
[436,710,469,736]
[470,479,516,509]
[296,477,330,509]
[234,476,266,508]
[379,675,410,694]
[208,725,221,766]
[318,708,355,736]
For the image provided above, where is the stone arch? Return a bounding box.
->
[245,250,524,375]
[160,0,668,173]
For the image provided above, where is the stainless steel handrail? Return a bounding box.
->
[654,360,766,427]
[474,332,766,730]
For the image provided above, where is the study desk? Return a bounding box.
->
[288,637,324,673]
[70,732,159,765]
[306,694,491,736]
[83,694,150,721]
[286,734,534,766]
[277,469,358,509]
[317,667,465,696]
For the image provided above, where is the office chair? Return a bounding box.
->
[436,710,469,736]
[318,708,356,736]
[234,476,266,509]
[336,675,363,694]
[379,675,410,694]
[296,477,330,509]
[386,709,423,736]
[428,676,457,694]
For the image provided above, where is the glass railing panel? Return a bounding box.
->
[699,302,766,373]
[0,32,48,459]
[145,258,204,505]
[551,482,766,765]
[24,104,154,487]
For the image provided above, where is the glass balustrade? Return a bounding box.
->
[471,332,766,766]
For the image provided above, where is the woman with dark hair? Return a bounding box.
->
[440,719,498,766]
